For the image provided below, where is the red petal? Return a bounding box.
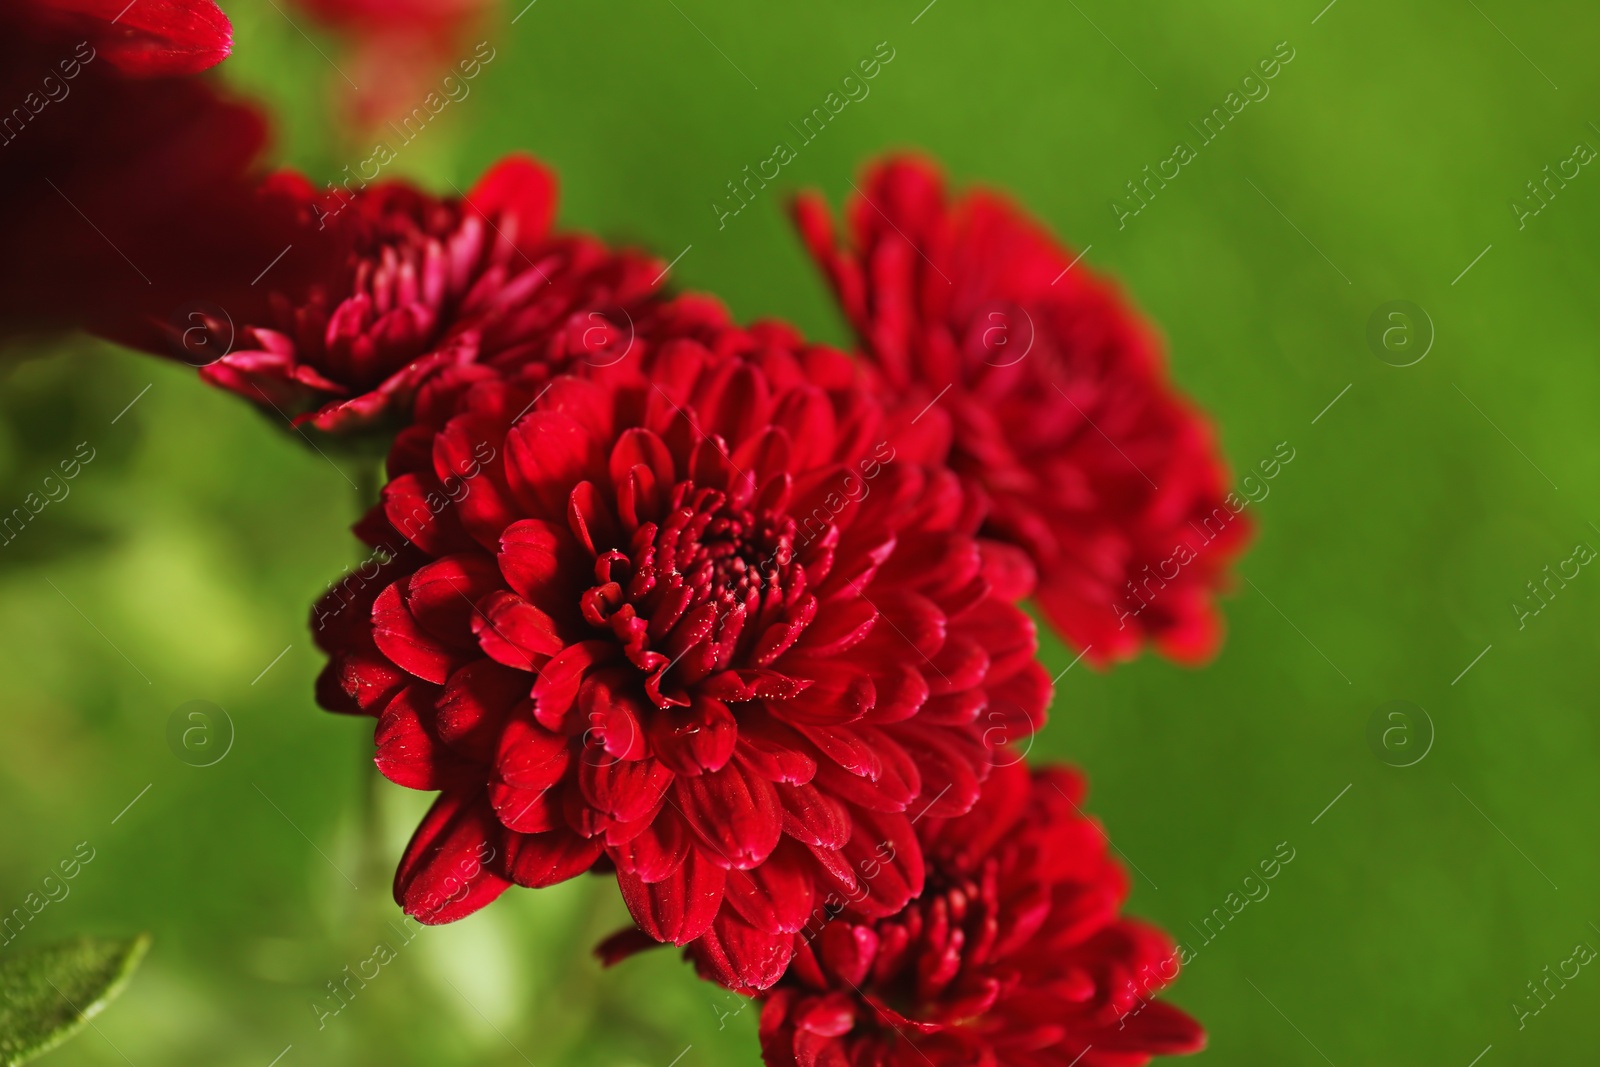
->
[578,755,674,824]
[375,685,476,789]
[694,911,796,991]
[776,783,851,850]
[617,846,726,945]
[723,838,817,934]
[506,826,604,887]
[649,695,738,776]
[395,791,510,924]
[46,0,232,76]
[438,661,526,761]
[594,925,664,968]
[372,582,459,685]
[677,759,783,870]
[837,807,922,920]
[610,807,691,883]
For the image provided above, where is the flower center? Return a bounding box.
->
[580,480,807,707]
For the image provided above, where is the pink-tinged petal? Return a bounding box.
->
[395,791,510,924]
[618,846,726,945]
[505,826,603,888]
[468,155,557,240]
[677,759,783,870]
[791,991,858,1037]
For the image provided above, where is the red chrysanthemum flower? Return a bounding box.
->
[192,156,664,433]
[754,759,1205,1067]
[794,156,1251,667]
[0,5,277,342]
[288,0,495,130]
[27,0,231,76]
[313,308,1051,990]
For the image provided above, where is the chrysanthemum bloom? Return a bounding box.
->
[794,157,1250,667]
[193,156,664,433]
[754,760,1205,1067]
[313,314,1051,989]
[27,0,231,76]
[0,4,274,342]
[288,0,495,130]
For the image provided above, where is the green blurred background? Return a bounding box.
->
[4,0,1598,1063]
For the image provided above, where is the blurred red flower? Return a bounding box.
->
[0,3,281,344]
[28,0,231,76]
[190,155,663,433]
[755,759,1205,1067]
[313,306,1051,990]
[794,157,1251,667]
[288,0,497,130]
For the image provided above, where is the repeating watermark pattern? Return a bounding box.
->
[0,441,97,549]
[795,838,900,946]
[314,42,500,231]
[311,843,496,1029]
[1114,840,1297,1031]
[1,40,96,148]
[1111,41,1297,229]
[166,700,236,768]
[1511,537,1595,631]
[166,301,236,368]
[0,841,96,949]
[712,41,897,231]
[1366,700,1433,768]
[1112,441,1295,630]
[1174,841,1296,967]
[1509,135,1596,231]
[1365,300,1433,367]
[313,439,497,632]
[1511,935,1596,1030]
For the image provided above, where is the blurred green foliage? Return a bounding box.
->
[4,1,1599,1064]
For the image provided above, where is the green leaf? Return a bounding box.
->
[0,935,150,1067]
